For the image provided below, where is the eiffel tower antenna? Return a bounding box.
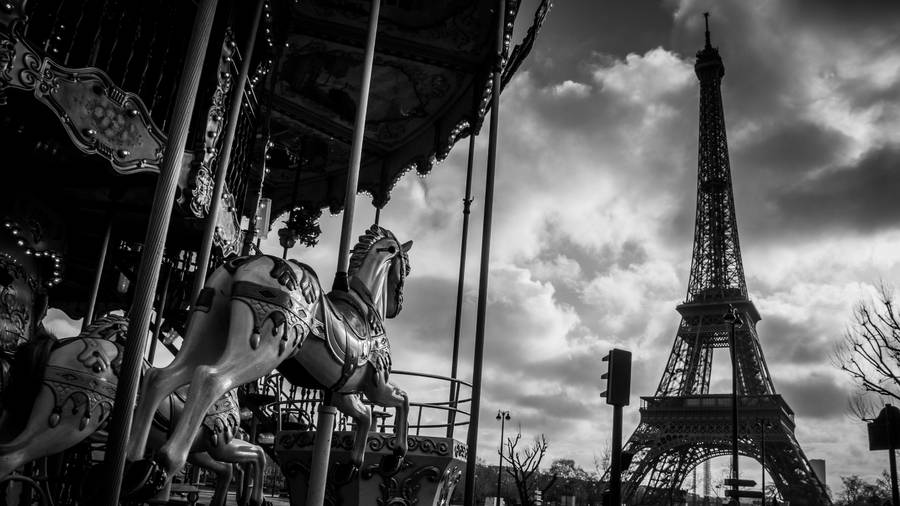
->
[611,14,832,505]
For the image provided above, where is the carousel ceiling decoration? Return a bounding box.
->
[260,0,550,220]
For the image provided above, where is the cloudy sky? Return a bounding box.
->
[255,0,900,495]
[47,0,900,497]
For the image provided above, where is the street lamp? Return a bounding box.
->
[723,305,743,504]
[756,418,774,506]
[496,410,511,506]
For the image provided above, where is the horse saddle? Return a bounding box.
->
[317,290,384,369]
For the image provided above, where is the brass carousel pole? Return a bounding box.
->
[447,128,477,439]
[98,0,220,503]
[307,1,380,505]
[83,217,112,329]
[464,1,505,505]
[191,0,266,303]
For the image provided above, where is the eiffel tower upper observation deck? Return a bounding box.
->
[617,16,831,505]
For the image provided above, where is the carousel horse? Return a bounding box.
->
[125,225,412,498]
[0,314,268,506]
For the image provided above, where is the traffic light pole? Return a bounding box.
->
[610,404,623,506]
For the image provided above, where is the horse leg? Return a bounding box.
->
[0,387,101,478]
[154,303,284,493]
[331,393,371,481]
[207,437,267,506]
[365,373,409,472]
[128,271,233,461]
[126,365,195,462]
[188,452,232,506]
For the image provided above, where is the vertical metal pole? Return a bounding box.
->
[83,219,112,329]
[464,2,505,505]
[890,409,900,506]
[331,0,381,292]
[760,420,766,506]
[191,0,266,303]
[305,404,338,506]
[729,318,739,502]
[447,130,477,439]
[610,404,623,506]
[98,0,219,503]
[496,415,504,505]
[147,264,171,365]
[282,162,304,260]
[307,2,380,505]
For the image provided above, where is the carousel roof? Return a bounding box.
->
[258,0,550,219]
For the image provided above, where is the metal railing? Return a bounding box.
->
[250,369,472,440]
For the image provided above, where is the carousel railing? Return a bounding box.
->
[251,369,473,440]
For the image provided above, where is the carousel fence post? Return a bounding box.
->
[97,0,220,503]
[464,1,505,505]
[83,218,112,329]
[307,1,380,505]
[191,0,266,303]
[447,128,477,439]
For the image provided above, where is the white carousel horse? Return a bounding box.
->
[125,225,412,498]
[0,315,267,506]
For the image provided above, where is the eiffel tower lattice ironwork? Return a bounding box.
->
[618,16,831,505]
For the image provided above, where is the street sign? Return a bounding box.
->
[723,478,757,487]
[725,489,764,499]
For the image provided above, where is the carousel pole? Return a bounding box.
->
[282,159,304,260]
[98,0,220,503]
[191,0,266,303]
[307,2,380,505]
[464,2,505,505]
[446,128,477,439]
[83,218,112,329]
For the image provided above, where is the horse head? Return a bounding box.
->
[348,225,412,320]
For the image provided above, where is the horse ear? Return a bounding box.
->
[400,241,412,253]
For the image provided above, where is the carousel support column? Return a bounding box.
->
[98,0,220,503]
[447,129,477,439]
[330,0,380,293]
[83,218,112,329]
[464,2,505,505]
[308,1,380,505]
[192,0,265,302]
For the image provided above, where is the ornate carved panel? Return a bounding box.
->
[0,19,165,174]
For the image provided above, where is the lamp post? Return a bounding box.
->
[496,410,511,506]
[756,418,773,506]
[723,305,743,504]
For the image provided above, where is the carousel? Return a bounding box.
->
[0,0,549,505]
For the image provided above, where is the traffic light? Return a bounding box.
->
[601,348,632,406]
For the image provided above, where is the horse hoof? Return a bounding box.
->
[332,461,359,484]
[379,454,403,476]
[122,459,168,501]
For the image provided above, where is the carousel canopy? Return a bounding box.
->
[258,0,549,219]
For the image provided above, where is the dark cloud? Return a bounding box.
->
[768,145,900,235]
[756,315,833,366]
[778,372,849,419]
[733,120,851,177]
[515,0,674,88]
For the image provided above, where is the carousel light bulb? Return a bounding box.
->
[16,240,24,246]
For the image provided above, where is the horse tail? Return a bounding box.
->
[2,326,56,437]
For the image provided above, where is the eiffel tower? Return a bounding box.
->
[619,16,831,505]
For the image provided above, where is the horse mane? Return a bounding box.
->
[2,325,57,436]
[347,225,410,278]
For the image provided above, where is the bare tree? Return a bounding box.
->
[835,285,900,418]
[500,432,555,506]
